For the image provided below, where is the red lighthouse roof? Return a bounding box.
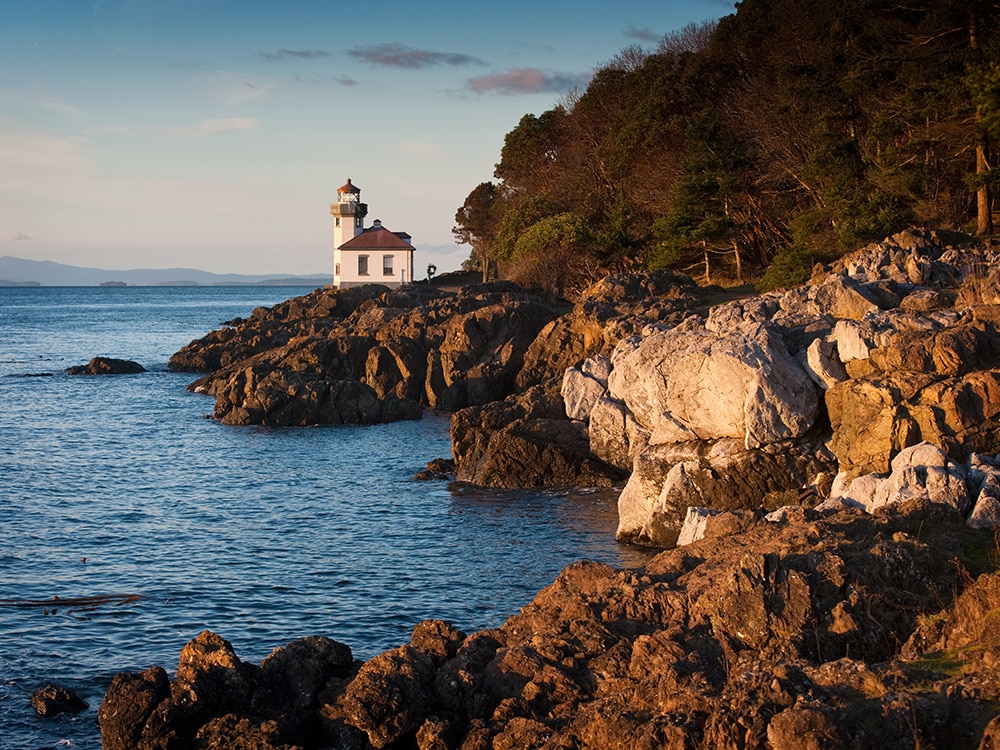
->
[338,178,360,195]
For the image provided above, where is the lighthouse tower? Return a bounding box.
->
[330,178,368,285]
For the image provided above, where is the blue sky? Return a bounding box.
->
[1,0,735,277]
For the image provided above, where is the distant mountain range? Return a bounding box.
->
[0,256,331,287]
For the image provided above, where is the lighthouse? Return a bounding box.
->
[330,178,414,288]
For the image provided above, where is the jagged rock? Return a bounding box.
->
[66,356,146,375]
[99,666,171,750]
[809,275,883,321]
[99,500,1000,749]
[31,684,88,717]
[616,435,836,546]
[320,645,436,748]
[827,370,1000,478]
[801,336,848,390]
[453,410,626,489]
[967,454,1000,529]
[210,365,422,426]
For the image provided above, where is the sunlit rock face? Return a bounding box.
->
[586,317,827,547]
[606,324,818,450]
[574,229,1000,547]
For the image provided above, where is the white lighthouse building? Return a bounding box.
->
[330,178,414,288]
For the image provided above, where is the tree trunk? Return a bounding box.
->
[978,136,994,235]
[971,2,995,236]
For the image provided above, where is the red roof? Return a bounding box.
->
[339,226,412,250]
[338,178,360,195]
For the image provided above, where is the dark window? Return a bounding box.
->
[383,255,393,275]
[358,255,369,275]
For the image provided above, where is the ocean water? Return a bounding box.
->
[0,286,649,749]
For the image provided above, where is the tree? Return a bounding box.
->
[453,182,500,282]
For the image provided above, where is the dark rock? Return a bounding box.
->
[414,457,455,481]
[98,666,170,750]
[30,684,88,717]
[320,645,436,748]
[66,356,146,375]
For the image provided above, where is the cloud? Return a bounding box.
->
[347,43,484,69]
[170,117,258,140]
[11,232,31,241]
[258,48,330,61]
[625,25,661,43]
[467,68,591,95]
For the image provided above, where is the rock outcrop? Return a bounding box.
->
[170,283,562,426]
[100,500,1000,749]
[66,357,146,375]
[560,229,1000,546]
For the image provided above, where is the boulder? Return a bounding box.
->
[66,357,146,375]
[801,336,848,390]
[454,413,626,489]
[606,324,818,450]
[675,506,722,546]
[587,394,650,471]
[31,684,88,717]
[809,275,883,321]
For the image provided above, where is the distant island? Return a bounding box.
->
[0,256,332,287]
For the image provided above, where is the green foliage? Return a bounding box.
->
[458,0,1000,291]
[511,213,590,261]
[493,196,562,261]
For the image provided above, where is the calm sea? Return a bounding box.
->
[0,286,648,749]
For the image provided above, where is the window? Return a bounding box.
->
[335,263,341,276]
[383,255,393,275]
[355,216,363,227]
[335,217,341,227]
[358,255,369,275]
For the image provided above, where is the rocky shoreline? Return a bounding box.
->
[96,228,1000,748]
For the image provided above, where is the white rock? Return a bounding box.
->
[589,395,649,471]
[967,453,1000,529]
[801,336,848,390]
[606,324,818,450]
[834,442,970,515]
[676,506,722,546]
[561,355,611,422]
[830,319,874,361]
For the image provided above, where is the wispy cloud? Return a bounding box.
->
[467,68,591,95]
[347,43,484,69]
[171,117,258,140]
[11,232,31,241]
[258,48,330,61]
[36,99,85,118]
[625,25,661,43]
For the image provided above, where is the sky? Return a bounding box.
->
[1,0,736,278]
